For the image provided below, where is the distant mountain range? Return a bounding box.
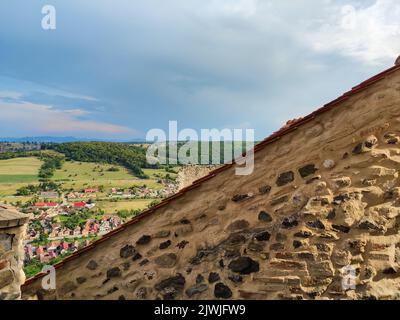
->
[0,136,147,143]
[0,136,89,143]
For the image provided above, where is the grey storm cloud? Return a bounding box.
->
[0,0,398,139]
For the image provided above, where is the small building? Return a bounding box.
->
[73,202,86,209]
[40,191,59,199]
[73,226,81,236]
[34,202,59,208]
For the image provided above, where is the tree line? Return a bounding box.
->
[45,142,159,178]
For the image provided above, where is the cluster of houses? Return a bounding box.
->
[33,201,95,212]
[110,183,178,199]
[0,141,41,153]
[22,182,178,266]
[66,188,99,200]
[25,239,90,264]
[27,213,122,243]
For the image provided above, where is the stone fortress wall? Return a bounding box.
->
[22,67,400,300]
[176,165,221,190]
[0,206,29,300]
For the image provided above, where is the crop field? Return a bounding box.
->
[0,157,42,183]
[96,199,154,213]
[0,157,42,196]
[52,161,164,191]
[0,158,177,211]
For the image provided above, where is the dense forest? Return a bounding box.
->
[0,150,41,160]
[0,141,254,178]
[157,141,253,165]
[38,153,65,179]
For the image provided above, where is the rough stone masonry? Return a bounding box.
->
[22,64,400,300]
[0,206,29,300]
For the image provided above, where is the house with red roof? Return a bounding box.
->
[34,202,59,208]
[73,202,86,208]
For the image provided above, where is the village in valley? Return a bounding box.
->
[22,183,179,276]
[0,142,181,277]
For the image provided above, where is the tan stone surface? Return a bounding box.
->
[22,68,400,300]
[0,206,28,300]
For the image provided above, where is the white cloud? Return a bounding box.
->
[304,0,400,66]
[0,91,23,100]
[0,102,137,137]
[219,0,259,17]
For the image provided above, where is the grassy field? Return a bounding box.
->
[96,199,154,213]
[0,196,33,204]
[52,161,164,190]
[0,157,42,183]
[142,168,178,179]
[0,158,177,210]
[0,157,42,196]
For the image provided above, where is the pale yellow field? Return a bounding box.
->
[96,199,154,213]
[0,157,42,195]
[0,196,34,206]
[52,161,164,191]
[0,157,42,175]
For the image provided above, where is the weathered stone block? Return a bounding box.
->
[270,195,289,206]
[259,185,272,195]
[296,252,316,261]
[299,164,318,178]
[270,243,285,251]
[214,283,232,299]
[352,135,378,154]
[76,276,87,284]
[186,284,208,298]
[106,267,121,278]
[136,235,151,245]
[294,230,313,238]
[368,252,391,261]
[323,159,335,169]
[175,225,193,236]
[276,171,295,186]
[0,234,13,252]
[86,260,98,270]
[254,231,271,242]
[232,194,252,203]
[247,241,264,252]
[308,261,334,277]
[238,290,269,299]
[120,245,137,258]
[269,259,307,271]
[155,253,177,268]
[227,220,250,231]
[275,252,293,259]
[159,240,172,250]
[154,230,171,238]
[332,177,352,189]
[306,220,326,230]
[59,280,77,295]
[384,132,399,144]
[0,269,13,288]
[228,257,260,274]
[281,215,298,229]
[258,211,273,222]
[208,272,220,283]
[332,249,352,266]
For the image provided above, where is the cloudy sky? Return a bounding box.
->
[1,0,399,140]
